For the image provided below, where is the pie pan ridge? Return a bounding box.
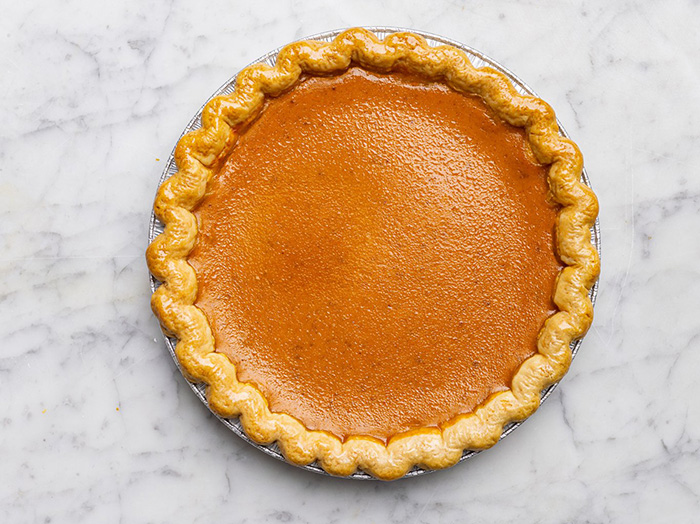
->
[147,26,601,480]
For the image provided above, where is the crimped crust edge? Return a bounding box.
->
[146,28,600,480]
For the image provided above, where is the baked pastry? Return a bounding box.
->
[147,28,599,480]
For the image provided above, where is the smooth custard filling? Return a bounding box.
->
[188,68,561,441]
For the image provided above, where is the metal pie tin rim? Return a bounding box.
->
[148,26,601,480]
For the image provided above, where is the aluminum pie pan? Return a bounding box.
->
[148,26,601,480]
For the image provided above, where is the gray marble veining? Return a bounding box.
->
[1,0,699,522]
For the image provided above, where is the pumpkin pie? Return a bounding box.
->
[147,28,599,480]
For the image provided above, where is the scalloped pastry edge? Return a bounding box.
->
[146,28,600,480]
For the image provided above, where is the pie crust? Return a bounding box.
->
[147,28,600,480]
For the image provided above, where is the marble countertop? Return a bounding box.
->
[3,1,699,522]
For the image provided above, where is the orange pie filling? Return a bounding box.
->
[188,68,561,442]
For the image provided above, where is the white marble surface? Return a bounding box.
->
[2,0,699,522]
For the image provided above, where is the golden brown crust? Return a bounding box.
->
[146,28,600,480]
